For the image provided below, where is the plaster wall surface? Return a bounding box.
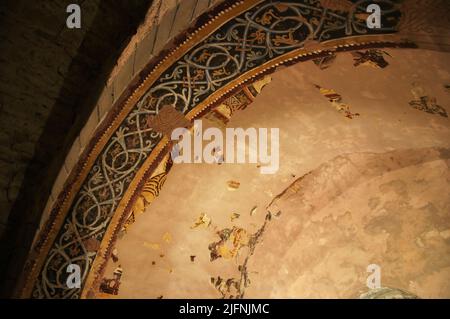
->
[105,48,450,298]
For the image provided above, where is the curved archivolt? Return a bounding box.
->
[19,0,450,298]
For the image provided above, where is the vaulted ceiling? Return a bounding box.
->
[1,0,449,299]
[107,49,450,298]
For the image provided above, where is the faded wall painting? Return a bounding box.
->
[4,0,450,301]
[99,48,450,299]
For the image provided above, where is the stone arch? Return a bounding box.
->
[18,0,450,298]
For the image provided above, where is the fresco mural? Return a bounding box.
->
[9,0,449,300]
[98,48,450,299]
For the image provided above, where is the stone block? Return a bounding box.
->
[79,106,100,151]
[170,0,197,38]
[64,137,81,174]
